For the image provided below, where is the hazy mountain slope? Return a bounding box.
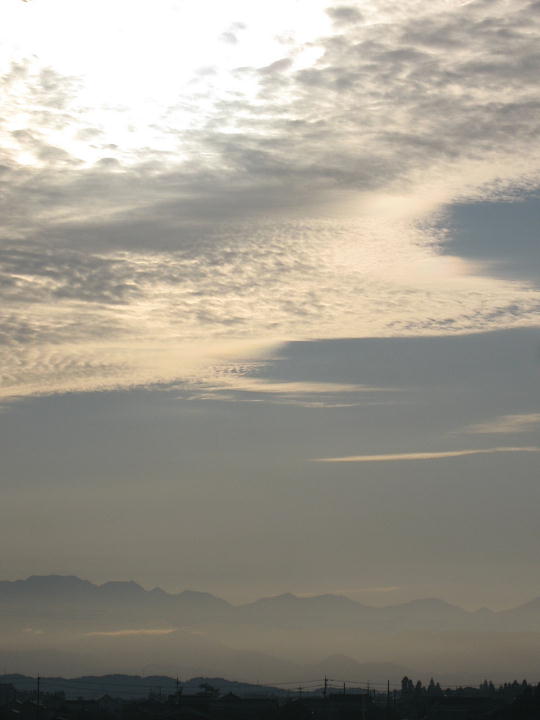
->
[0,575,231,631]
[3,576,540,633]
[3,576,540,683]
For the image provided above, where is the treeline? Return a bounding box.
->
[400,676,540,698]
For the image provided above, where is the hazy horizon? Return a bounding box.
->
[4,573,540,684]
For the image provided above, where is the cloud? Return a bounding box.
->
[2,2,540,400]
[6,2,540,217]
[189,373,397,406]
[220,21,247,44]
[220,31,240,45]
[1,214,539,402]
[313,447,540,462]
[85,628,177,637]
[326,6,364,26]
[461,413,540,434]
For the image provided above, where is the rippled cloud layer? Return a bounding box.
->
[2,0,540,401]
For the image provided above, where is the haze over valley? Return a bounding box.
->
[3,576,540,685]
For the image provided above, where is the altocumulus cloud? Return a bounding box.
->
[1,0,540,401]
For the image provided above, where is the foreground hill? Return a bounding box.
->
[0,673,289,699]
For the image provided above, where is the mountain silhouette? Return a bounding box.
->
[3,576,540,682]
[2,576,540,632]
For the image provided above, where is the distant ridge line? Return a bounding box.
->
[2,575,540,612]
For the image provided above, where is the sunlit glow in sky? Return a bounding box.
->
[4,0,332,163]
[1,0,540,401]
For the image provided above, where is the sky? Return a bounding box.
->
[1,0,539,611]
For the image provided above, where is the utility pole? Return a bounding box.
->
[386,680,390,720]
[323,676,328,698]
[36,674,40,720]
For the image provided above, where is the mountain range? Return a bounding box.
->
[2,575,540,632]
[2,576,540,684]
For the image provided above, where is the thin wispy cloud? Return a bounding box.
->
[189,371,398,405]
[201,378,390,396]
[461,413,540,435]
[313,447,540,463]
[85,628,177,637]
